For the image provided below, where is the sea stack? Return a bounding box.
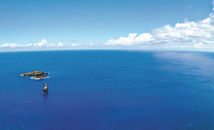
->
[43,83,48,94]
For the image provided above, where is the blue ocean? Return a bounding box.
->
[1,50,214,130]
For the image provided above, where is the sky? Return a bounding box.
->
[0,0,214,51]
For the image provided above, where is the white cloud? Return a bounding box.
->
[0,43,18,48]
[34,39,48,47]
[57,42,64,47]
[105,13,214,50]
[0,39,66,49]
[105,33,153,46]
[71,43,79,47]
[106,33,137,46]
[135,33,153,43]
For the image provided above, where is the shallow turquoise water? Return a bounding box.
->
[1,50,214,129]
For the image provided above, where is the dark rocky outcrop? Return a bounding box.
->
[43,83,48,94]
[21,71,49,76]
[21,71,49,80]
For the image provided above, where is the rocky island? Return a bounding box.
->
[21,71,49,80]
[43,83,48,94]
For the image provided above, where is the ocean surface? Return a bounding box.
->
[1,50,214,130]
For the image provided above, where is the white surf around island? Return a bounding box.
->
[30,76,50,80]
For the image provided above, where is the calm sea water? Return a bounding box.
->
[1,50,214,130]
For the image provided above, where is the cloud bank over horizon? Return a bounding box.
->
[1,1,214,52]
[0,39,81,50]
[105,12,214,51]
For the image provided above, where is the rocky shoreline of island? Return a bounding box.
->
[21,71,49,80]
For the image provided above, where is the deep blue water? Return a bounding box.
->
[1,50,214,130]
